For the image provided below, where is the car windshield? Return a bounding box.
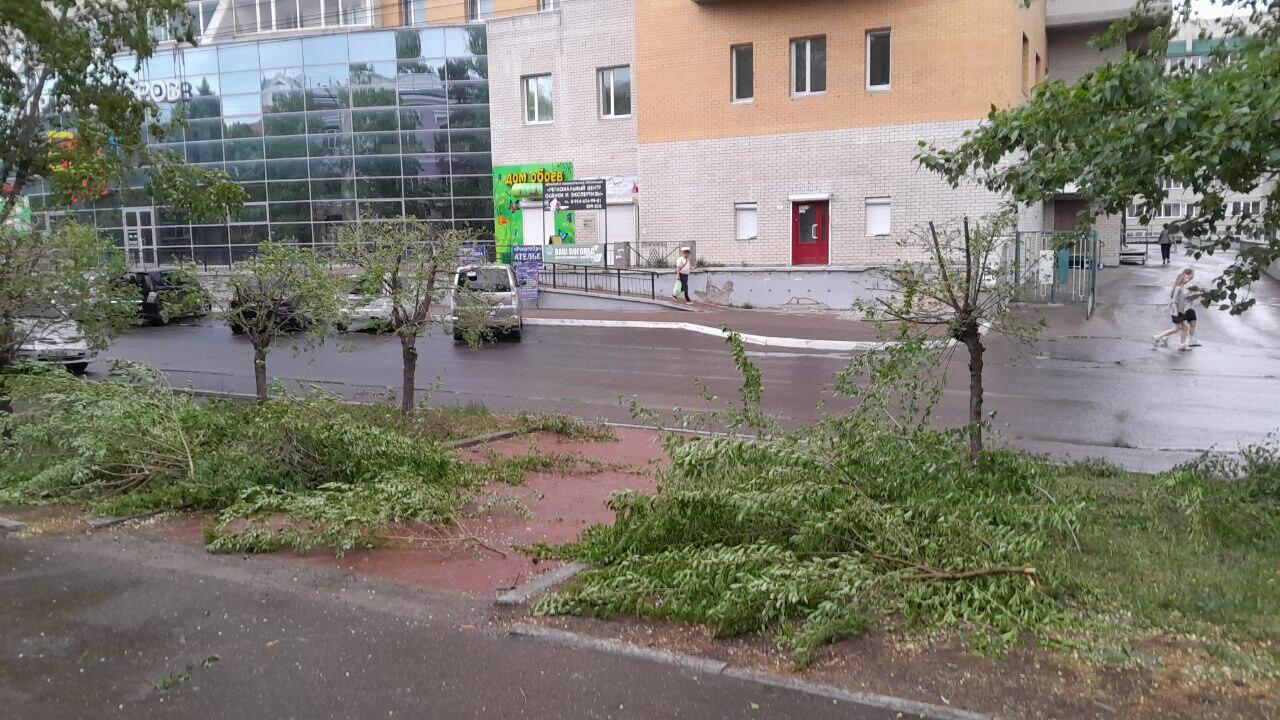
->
[457,268,511,293]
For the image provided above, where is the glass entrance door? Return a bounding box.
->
[791,200,829,265]
[122,207,157,266]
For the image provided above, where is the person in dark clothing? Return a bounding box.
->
[1158,228,1173,265]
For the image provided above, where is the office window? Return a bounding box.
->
[867,30,891,89]
[1232,200,1261,216]
[866,198,891,236]
[467,0,493,21]
[599,66,632,118]
[734,203,758,240]
[403,0,424,24]
[1161,202,1182,218]
[732,44,753,102]
[791,36,826,96]
[539,0,559,9]
[524,75,553,123]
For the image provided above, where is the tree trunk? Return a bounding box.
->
[253,346,268,403]
[400,334,418,416]
[963,330,985,460]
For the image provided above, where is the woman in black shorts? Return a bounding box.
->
[1153,269,1199,350]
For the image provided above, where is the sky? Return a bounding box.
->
[1190,0,1243,18]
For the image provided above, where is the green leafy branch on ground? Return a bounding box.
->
[0,363,611,556]
[528,331,1280,672]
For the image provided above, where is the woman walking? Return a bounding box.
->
[1152,268,1200,350]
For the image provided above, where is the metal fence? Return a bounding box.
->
[1009,230,1100,317]
[538,264,666,300]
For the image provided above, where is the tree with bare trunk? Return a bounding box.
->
[335,219,491,415]
[223,243,340,402]
[859,213,1042,460]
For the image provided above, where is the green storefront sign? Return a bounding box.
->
[492,162,574,264]
[544,243,605,266]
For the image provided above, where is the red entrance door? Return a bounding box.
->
[791,201,829,265]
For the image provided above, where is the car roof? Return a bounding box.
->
[456,264,511,273]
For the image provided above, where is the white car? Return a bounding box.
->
[15,320,99,374]
[446,264,523,342]
[338,291,393,333]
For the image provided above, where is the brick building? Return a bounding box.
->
[488,0,1155,268]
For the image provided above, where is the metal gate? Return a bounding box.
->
[1010,230,1099,318]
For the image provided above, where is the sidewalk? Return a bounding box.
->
[525,305,884,342]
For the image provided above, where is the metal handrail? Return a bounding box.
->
[539,262,666,300]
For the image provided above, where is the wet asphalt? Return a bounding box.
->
[91,249,1280,473]
[0,534,892,720]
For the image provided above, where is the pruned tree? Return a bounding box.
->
[223,243,341,402]
[335,219,493,415]
[859,213,1041,460]
[2,0,246,224]
[918,0,1280,314]
[0,223,138,395]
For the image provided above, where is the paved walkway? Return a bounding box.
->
[0,533,896,720]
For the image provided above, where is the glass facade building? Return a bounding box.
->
[27,26,493,266]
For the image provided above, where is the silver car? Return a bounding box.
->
[446,264,523,342]
[15,320,99,374]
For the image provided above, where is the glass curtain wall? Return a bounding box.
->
[27,26,492,266]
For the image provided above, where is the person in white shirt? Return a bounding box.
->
[1152,268,1201,350]
[674,247,694,303]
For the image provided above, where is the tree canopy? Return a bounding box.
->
[918,0,1279,314]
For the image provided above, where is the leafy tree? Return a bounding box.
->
[0,223,138,382]
[1,0,246,223]
[858,214,1041,460]
[335,219,493,416]
[223,243,341,402]
[917,0,1279,314]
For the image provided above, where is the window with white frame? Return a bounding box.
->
[867,30,891,90]
[732,44,753,102]
[866,198,891,236]
[791,36,826,96]
[524,74,553,123]
[599,66,632,118]
[153,0,220,42]
[403,0,425,24]
[1232,200,1261,216]
[1160,178,1182,191]
[1186,202,1201,217]
[1161,202,1182,218]
[734,203,758,240]
[1126,204,1141,219]
[233,0,370,35]
[538,0,559,9]
[467,0,494,21]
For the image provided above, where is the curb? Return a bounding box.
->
[495,562,588,606]
[507,623,993,720]
[449,429,525,449]
[0,517,27,533]
[525,318,956,352]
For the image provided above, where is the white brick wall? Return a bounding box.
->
[637,120,1008,267]
[486,0,638,243]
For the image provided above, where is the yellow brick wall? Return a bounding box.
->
[636,0,1043,144]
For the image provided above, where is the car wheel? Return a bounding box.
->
[453,331,465,343]
[509,326,522,342]
[65,362,89,375]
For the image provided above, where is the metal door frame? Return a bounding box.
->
[122,207,157,266]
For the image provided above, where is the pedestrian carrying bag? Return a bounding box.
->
[672,281,682,298]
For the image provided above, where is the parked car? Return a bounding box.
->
[14,319,98,374]
[124,269,208,324]
[337,283,393,333]
[226,293,307,335]
[446,264,523,342]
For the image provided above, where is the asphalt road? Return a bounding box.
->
[90,250,1280,472]
[0,533,894,720]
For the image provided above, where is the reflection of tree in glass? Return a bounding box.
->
[351,87,396,107]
